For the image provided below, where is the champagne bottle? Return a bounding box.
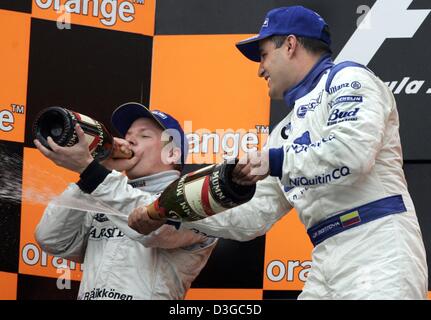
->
[146,160,256,221]
[32,106,132,161]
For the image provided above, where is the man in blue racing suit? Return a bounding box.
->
[129,6,428,299]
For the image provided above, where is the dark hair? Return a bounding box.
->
[270,26,332,55]
[270,35,289,49]
[297,36,332,55]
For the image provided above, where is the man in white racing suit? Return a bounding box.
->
[129,6,428,299]
[34,102,216,300]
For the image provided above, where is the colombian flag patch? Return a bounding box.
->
[340,210,361,227]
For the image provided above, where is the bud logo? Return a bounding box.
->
[34,0,138,27]
[327,107,360,126]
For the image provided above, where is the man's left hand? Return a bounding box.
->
[34,124,94,173]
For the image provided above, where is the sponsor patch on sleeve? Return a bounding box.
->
[327,107,360,126]
[329,95,363,109]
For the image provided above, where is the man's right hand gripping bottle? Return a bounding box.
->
[146,160,256,221]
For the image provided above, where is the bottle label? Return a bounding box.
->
[184,175,226,218]
[165,176,202,221]
[72,112,103,153]
[209,169,238,208]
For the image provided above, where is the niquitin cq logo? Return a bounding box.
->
[34,0,143,27]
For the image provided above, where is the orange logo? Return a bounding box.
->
[32,0,155,35]
[266,259,311,283]
[0,104,26,142]
[184,124,269,164]
[0,109,14,132]
[34,0,137,26]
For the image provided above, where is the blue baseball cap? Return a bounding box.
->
[111,102,188,166]
[236,6,331,62]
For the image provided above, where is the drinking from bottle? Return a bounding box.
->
[145,159,256,221]
[33,106,132,161]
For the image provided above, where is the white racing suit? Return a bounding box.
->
[35,168,216,300]
[182,55,428,299]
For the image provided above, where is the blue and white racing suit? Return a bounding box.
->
[182,55,428,299]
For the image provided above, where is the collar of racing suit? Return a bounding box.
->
[128,170,181,193]
[283,53,334,107]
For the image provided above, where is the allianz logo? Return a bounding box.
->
[34,0,142,27]
[328,81,362,94]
